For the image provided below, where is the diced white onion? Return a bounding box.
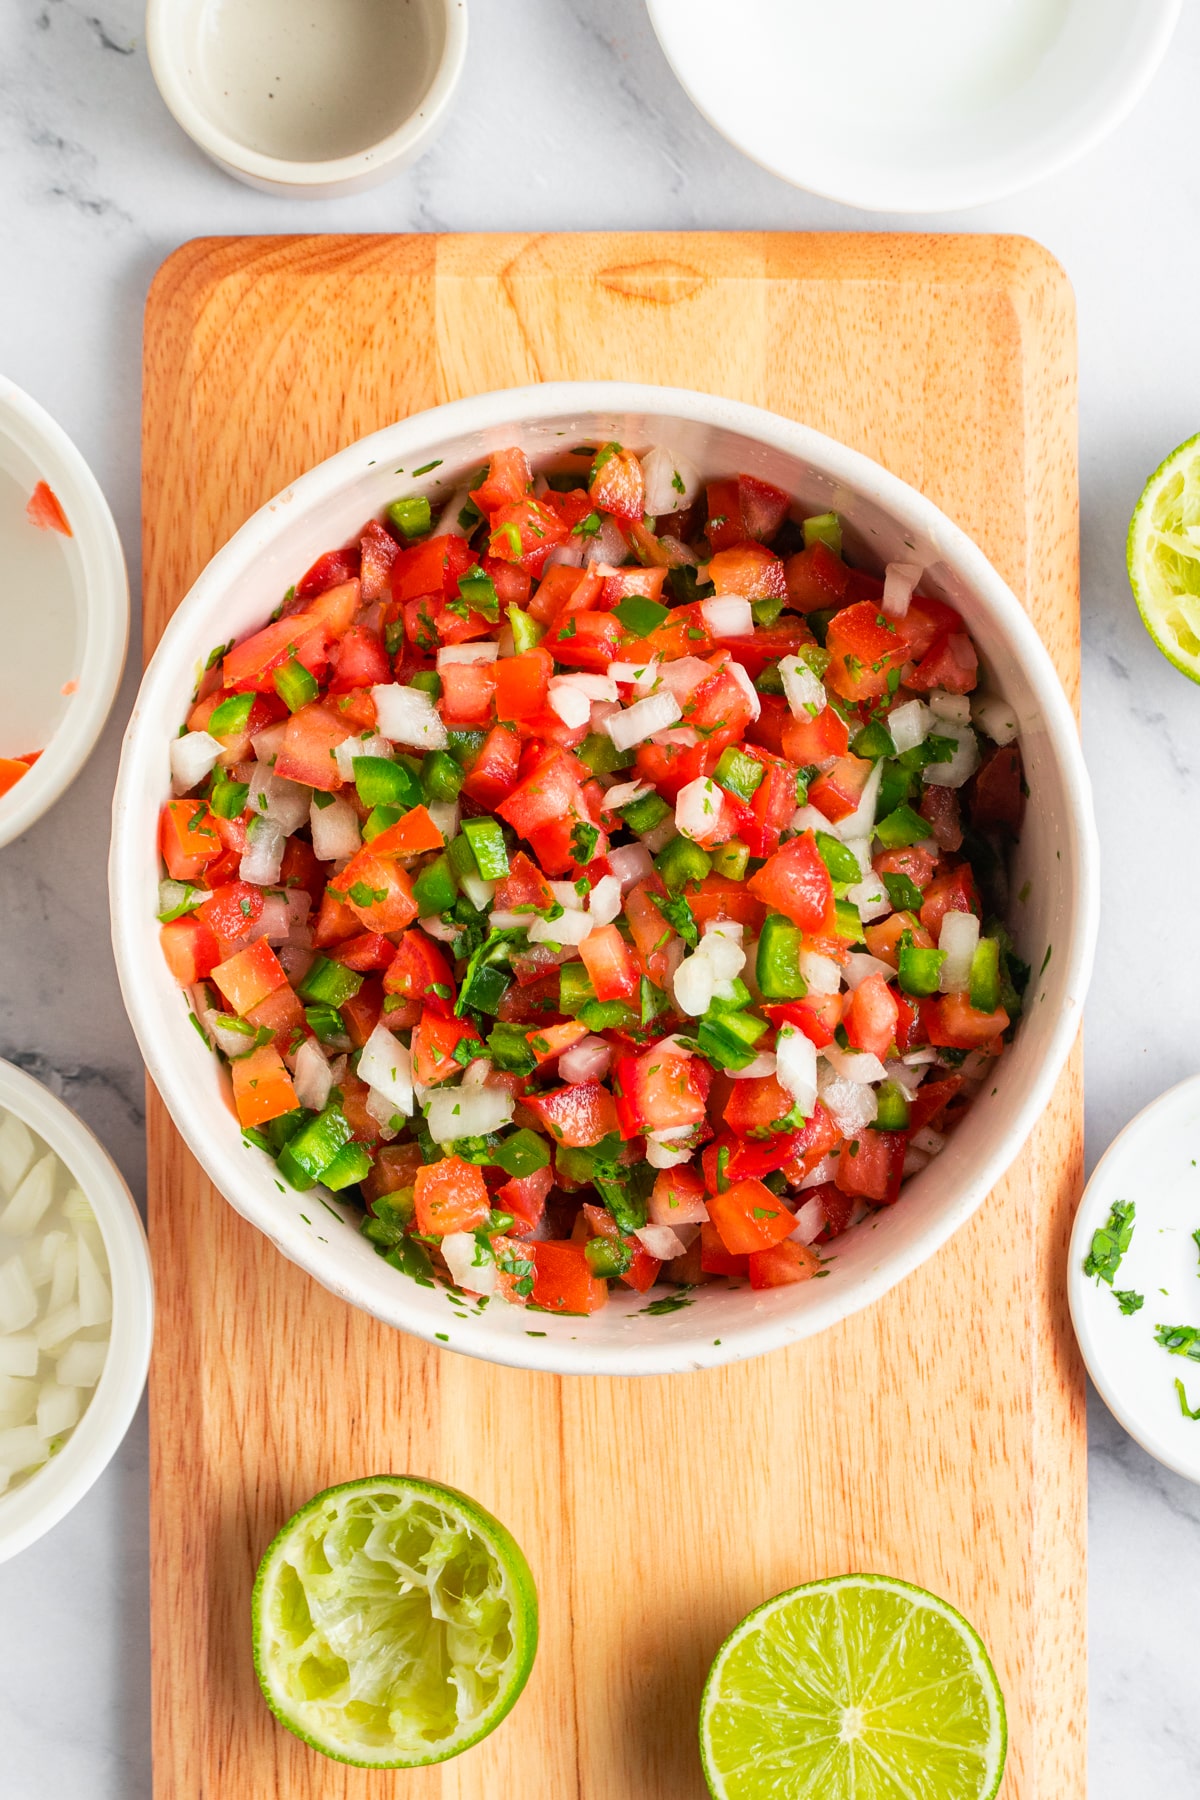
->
[292,1039,333,1114]
[420,914,461,944]
[641,445,701,515]
[358,1025,414,1116]
[972,694,1020,745]
[333,734,383,784]
[0,1116,35,1198]
[779,654,827,720]
[789,804,831,838]
[730,1053,778,1080]
[48,1238,77,1313]
[639,817,677,855]
[675,777,723,843]
[529,907,592,946]
[561,672,618,701]
[546,681,592,729]
[36,1302,80,1353]
[657,657,711,701]
[0,1336,37,1378]
[837,758,883,840]
[588,875,623,926]
[912,1125,947,1157]
[700,595,754,638]
[634,1223,691,1261]
[882,561,921,619]
[938,909,980,993]
[549,881,586,911]
[645,1140,695,1170]
[460,872,497,913]
[170,731,223,795]
[822,1045,888,1085]
[672,952,714,1018]
[929,686,972,724]
[847,873,892,924]
[55,1338,108,1388]
[441,1232,497,1296]
[559,1036,612,1084]
[798,949,841,996]
[0,1154,56,1238]
[371,683,448,750]
[37,1382,80,1440]
[799,1154,838,1190]
[249,772,311,833]
[902,1045,941,1067]
[699,921,746,982]
[427,800,460,843]
[426,1081,514,1144]
[0,1426,49,1474]
[583,515,630,567]
[605,842,654,892]
[364,1088,399,1142]
[887,699,933,755]
[604,691,682,751]
[0,1256,37,1333]
[75,1233,111,1328]
[725,657,762,721]
[437,641,499,667]
[903,1147,932,1177]
[239,815,286,887]
[818,1071,879,1136]
[651,726,701,749]
[841,953,894,991]
[776,1026,817,1118]
[488,910,526,930]
[883,1060,926,1099]
[789,1195,826,1245]
[647,1182,708,1227]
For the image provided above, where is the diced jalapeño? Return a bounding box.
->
[756,914,807,1000]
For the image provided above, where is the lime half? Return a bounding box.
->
[1128,432,1200,682]
[252,1475,538,1768]
[699,1573,1006,1800]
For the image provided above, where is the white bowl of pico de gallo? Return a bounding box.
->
[109,384,1098,1375]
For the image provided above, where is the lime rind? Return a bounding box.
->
[1127,431,1200,683]
[699,1572,1007,1800]
[252,1474,537,1768]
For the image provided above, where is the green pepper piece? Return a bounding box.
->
[462,817,511,882]
[273,657,319,714]
[578,732,634,776]
[897,936,947,998]
[362,804,403,844]
[486,1023,538,1075]
[711,840,750,881]
[387,495,432,540]
[969,937,1002,1013]
[580,999,640,1033]
[207,691,255,737]
[613,595,670,638]
[654,837,712,894]
[278,1104,354,1182]
[751,593,786,627]
[755,661,785,695]
[422,749,465,805]
[412,853,459,916]
[296,956,364,1007]
[756,913,808,1000]
[875,803,931,850]
[713,745,765,803]
[409,669,442,702]
[304,1003,346,1043]
[559,963,598,1016]
[491,1129,551,1178]
[834,899,864,944]
[446,727,487,767]
[321,1142,373,1192]
[874,1081,911,1131]
[458,960,511,1016]
[508,606,545,653]
[209,772,249,820]
[619,790,671,834]
[850,719,896,761]
[353,755,423,810]
[815,831,862,884]
[802,512,843,555]
[876,761,913,817]
[458,565,499,621]
[696,1006,768,1071]
[585,1235,634,1279]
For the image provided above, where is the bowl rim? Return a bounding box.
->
[145,0,468,189]
[110,379,1099,1375]
[0,1057,154,1561]
[645,0,1182,212]
[0,377,129,851]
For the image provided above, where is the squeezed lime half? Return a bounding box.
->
[252,1474,538,1768]
[1128,432,1200,682]
[699,1573,1007,1800]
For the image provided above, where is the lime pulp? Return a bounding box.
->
[1127,431,1200,682]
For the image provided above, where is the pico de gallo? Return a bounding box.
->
[158,441,1029,1317]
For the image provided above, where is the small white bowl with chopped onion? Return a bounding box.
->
[110,383,1097,1376]
[0,1058,152,1560]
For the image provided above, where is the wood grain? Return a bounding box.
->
[142,233,1084,1799]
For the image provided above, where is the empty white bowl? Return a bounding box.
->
[647,0,1181,212]
[0,1059,153,1562]
[0,378,128,851]
[146,0,468,197]
[109,382,1098,1376]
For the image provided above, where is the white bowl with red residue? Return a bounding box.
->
[0,378,129,850]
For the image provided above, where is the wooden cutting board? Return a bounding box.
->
[142,233,1084,1800]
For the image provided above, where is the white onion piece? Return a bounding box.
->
[725,657,762,722]
[371,683,448,749]
[779,654,827,720]
[435,486,473,537]
[549,881,586,911]
[364,1088,399,1142]
[672,953,714,1018]
[789,1196,826,1246]
[928,689,971,725]
[25,1228,64,1290]
[0,1154,56,1238]
[293,1039,333,1114]
[0,1336,37,1378]
[543,539,585,571]
[249,772,311,833]
[776,1026,817,1118]
[886,698,933,755]
[426,1081,514,1144]
[972,694,1020,745]
[56,1339,108,1388]
[641,445,701,515]
[488,910,527,930]
[437,641,499,667]
[239,815,286,886]
[605,691,682,751]
[36,1303,80,1352]
[635,1223,691,1261]
[798,949,841,996]
[419,914,461,944]
[529,907,592,946]
[882,561,921,619]
[912,1125,947,1157]
[358,1025,415,1116]
[608,661,658,692]
[559,1036,613,1085]
[789,804,831,838]
[605,842,654,892]
[847,873,892,924]
[901,1045,941,1067]
[441,1232,497,1297]
[560,672,618,702]
[701,595,753,638]
[0,1258,37,1333]
[459,872,496,912]
[647,1182,708,1227]
[799,1154,838,1190]
[822,1045,888,1085]
[583,515,629,567]
[588,875,623,926]
[546,681,592,729]
[639,817,677,855]
[48,1239,76,1313]
[652,726,701,750]
[252,720,288,766]
[0,1426,49,1474]
[818,1071,879,1136]
[836,758,884,840]
[700,921,746,982]
[0,1116,35,1198]
[604,782,651,813]
[903,1147,931,1177]
[883,1060,926,1099]
[250,893,293,946]
[938,910,980,993]
[657,657,712,701]
[310,795,362,863]
[75,1234,111,1328]
[427,800,460,844]
[675,777,723,842]
[170,730,223,795]
[37,1382,79,1439]
[729,1053,778,1080]
[645,1140,695,1170]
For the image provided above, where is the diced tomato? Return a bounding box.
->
[439,659,496,724]
[863,910,932,967]
[582,1205,661,1292]
[222,613,329,694]
[329,624,390,692]
[636,603,714,663]
[471,448,531,514]
[622,879,676,988]
[748,1240,820,1289]
[528,564,602,625]
[907,632,978,695]
[891,594,964,662]
[764,993,845,1051]
[491,850,554,919]
[333,849,419,933]
[811,1182,856,1242]
[588,445,644,522]
[195,882,263,945]
[411,1012,484,1086]
[530,1241,608,1314]
[738,476,790,543]
[699,1220,748,1277]
[919,784,963,853]
[544,610,625,672]
[459,725,521,808]
[296,547,359,600]
[971,743,1025,836]
[918,865,978,938]
[687,875,767,932]
[824,603,908,702]
[747,831,836,934]
[494,648,552,722]
[893,992,926,1053]
[303,580,362,638]
[523,1081,619,1148]
[328,932,396,973]
[681,655,756,753]
[601,565,668,606]
[211,939,288,1016]
[391,535,474,605]
[844,973,899,1060]
[874,845,937,892]
[26,479,72,536]
[358,519,399,603]
[721,619,815,682]
[497,750,593,868]
[906,1075,964,1136]
[159,915,219,986]
[312,888,360,947]
[742,755,800,860]
[275,701,349,792]
[612,1049,710,1140]
[245,981,305,1044]
[724,1075,799,1140]
[834,1128,905,1204]
[542,487,598,533]
[366,805,445,860]
[414,1154,490,1237]
[525,1021,590,1067]
[927,993,1010,1049]
[579,923,639,1004]
[0,758,33,797]
[362,1141,424,1205]
[707,1178,796,1254]
[785,542,850,612]
[707,544,786,599]
[230,1044,297,1129]
[634,737,715,804]
[490,1234,537,1306]
[383,930,455,1011]
[495,1165,553,1238]
[809,754,873,824]
[704,477,745,550]
[780,704,849,766]
[488,497,570,572]
[340,979,384,1048]
[159,799,221,881]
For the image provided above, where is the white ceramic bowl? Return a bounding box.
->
[146,0,468,198]
[1069,1075,1200,1487]
[109,382,1098,1376]
[0,378,128,851]
[0,1059,153,1561]
[647,0,1181,212]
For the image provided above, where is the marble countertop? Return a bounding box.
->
[2,0,1198,1791]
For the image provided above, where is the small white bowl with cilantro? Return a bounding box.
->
[1070,1074,1200,1484]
